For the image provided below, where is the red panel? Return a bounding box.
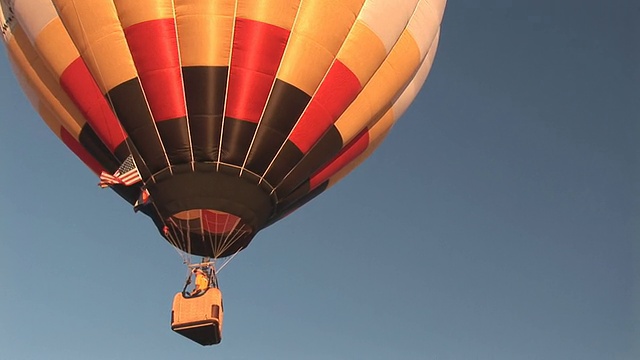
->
[290,100,332,153]
[309,129,369,189]
[60,58,126,152]
[60,127,105,175]
[201,210,241,234]
[226,18,290,123]
[124,19,186,121]
[290,60,361,152]
[226,68,274,123]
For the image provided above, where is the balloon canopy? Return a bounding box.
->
[1,0,446,257]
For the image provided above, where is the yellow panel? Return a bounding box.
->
[292,0,363,51]
[334,33,421,144]
[114,0,174,27]
[10,47,64,138]
[277,0,364,94]
[237,0,300,30]
[276,34,333,95]
[53,0,137,92]
[368,109,397,142]
[7,24,85,138]
[390,33,439,117]
[33,18,79,78]
[336,21,387,85]
[175,0,235,67]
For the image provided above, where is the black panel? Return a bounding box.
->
[274,126,343,199]
[120,139,153,180]
[261,140,303,187]
[266,180,328,228]
[216,163,242,178]
[245,79,310,173]
[189,114,222,162]
[259,79,310,134]
[113,140,132,165]
[145,164,274,230]
[78,125,120,172]
[243,125,287,175]
[107,78,168,173]
[156,117,192,164]
[220,118,257,166]
[183,66,227,162]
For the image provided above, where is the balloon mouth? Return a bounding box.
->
[147,166,274,232]
[163,208,255,258]
[145,165,275,257]
[169,209,252,236]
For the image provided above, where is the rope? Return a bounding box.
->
[216,224,248,258]
[151,205,189,264]
[216,247,243,273]
[181,269,192,296]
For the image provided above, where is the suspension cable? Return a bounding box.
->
[216,247,243,273]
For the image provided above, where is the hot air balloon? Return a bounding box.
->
[1,0,446,345]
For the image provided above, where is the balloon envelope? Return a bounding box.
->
[1,0,446,257]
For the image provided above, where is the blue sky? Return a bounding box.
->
[1,1,638,359]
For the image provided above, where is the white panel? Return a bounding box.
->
[359,0,419,52]
[407,0,446,56]
[12,0,58,42]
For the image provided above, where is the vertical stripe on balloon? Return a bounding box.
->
[220,14,294,166]
[123,19,186,122]
[224,19,289,124]
[220,0,301,169]
[122,18,191,164]
[174,0,235,162]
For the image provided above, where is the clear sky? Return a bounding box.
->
[0,1,637,359]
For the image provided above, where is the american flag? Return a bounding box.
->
[99,154,142,188]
